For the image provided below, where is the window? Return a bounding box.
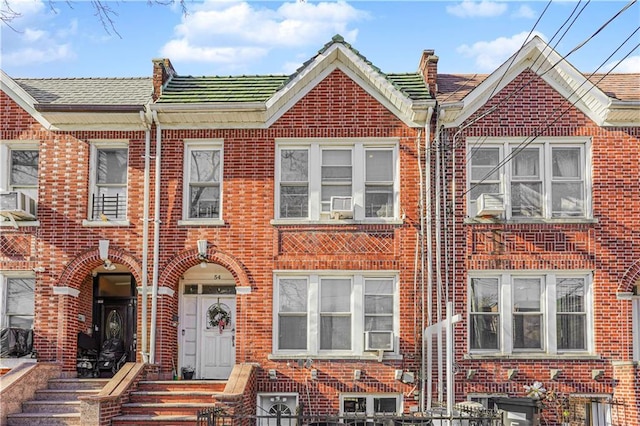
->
[468,272,591,354]
[184,141,223,221]
[467,138,589,219]
[276,139,398,221]
[1,276,35,329]
[0,143,39,222]
[90,142,128,220]
[274,272,398,356]
[341,393,401,417]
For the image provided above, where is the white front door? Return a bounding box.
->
[180,294,236,379]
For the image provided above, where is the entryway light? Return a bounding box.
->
[99,239,116,270]
[268,369,277,380]
[197,239,208,261]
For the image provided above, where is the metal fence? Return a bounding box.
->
[197,404,504,426]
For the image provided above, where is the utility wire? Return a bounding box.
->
[461,34,640,199]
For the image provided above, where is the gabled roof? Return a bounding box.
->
[151,34,434,128]
[438,36,639,127]
[1,71,153,130]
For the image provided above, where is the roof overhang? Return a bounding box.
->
[32,104,150,131]
[150,42,435,129]
[438,36,639,128]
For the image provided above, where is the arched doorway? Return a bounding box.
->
[178,263,236,379]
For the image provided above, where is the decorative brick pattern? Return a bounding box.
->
[278,229,395,255]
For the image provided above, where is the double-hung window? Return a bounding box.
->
[183,141,223,221]
[274,272,399,356]
[467,138,590,219]
[276,139,399,221]
[89,141,128,221]
[469,272,592,355]
[1,275,35,329]
[0,142,39,221]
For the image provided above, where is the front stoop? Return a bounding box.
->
[5,378,108,426]
[111,380,226,426]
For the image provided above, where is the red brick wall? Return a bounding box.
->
[447,70,640,423]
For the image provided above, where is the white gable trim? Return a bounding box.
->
[1,70,54,130]
[439,36,633,128]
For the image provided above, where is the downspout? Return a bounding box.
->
[139,109,151,363]
[149,110,162,364]
[421,106,434,413]
[435,121,444,403]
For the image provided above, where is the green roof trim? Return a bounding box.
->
[156,34,431,104]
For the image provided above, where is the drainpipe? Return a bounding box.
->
[139,110,151,363]
[149,110,162,364]
[421,106,434,413]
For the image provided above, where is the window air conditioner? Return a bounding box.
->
[0,191,37,220]
[476,193,504,217]
[330,196,353,219]
[365,331,394,351]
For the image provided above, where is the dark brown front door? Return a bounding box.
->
[94,273,136,362]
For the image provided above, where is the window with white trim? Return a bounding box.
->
[0,142,39,221]
[468,272,592,354]
[89,141,128,221]
[467,138,590,219]
[183,141,223,221]
[276,139,399,221]
[274,272,398,356]
[1,275,35,329]
[340,393,402,416]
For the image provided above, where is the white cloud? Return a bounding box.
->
[602,55,640,73]
[512,5,536,19]
[457,31,545,71]
[160,0,367,71]
[446,1,508,18]
[2,44,75,66]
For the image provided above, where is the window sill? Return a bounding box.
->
[269,352,403,361]
[0,220,40,228]
[464,217,598,225]
[464,352,601,360]
[271,219,404,226]
[82,220,131,227]
[178,219,226,227]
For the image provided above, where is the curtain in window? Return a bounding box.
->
[321,150,352,212]
[556,277,586,350]
[6,278,35,329]
[278,279,307,350]
[320,279,351,350]
[552,148,584,216]
[470,278,499,350]
[365,150,393,217]
[512,278,543,349]
[189,150,220,219]
[364,279,393,331]
[511,148,542,217]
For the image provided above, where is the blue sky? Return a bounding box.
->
[1,0,639,78]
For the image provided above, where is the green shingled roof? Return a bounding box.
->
[156,35,431,104]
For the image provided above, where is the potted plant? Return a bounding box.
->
[181,365,194,380]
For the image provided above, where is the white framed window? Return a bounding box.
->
[340,393,402,416]
[0,142,39,222]
[468,271,592,355]
[183,140,223,222]
[274,272,399,356]
[89,140,128,221]
[467,138,590,219]
[275,139,399,221]
[1,273,35,329]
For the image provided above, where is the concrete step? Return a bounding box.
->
[121,402,215,416]
[136,380,226,393]
[47,378,109,390]
[111,414,196,425]
[33,389,99,401]
[6,412,81,426]
[129,391,215,404]
[21,400,81,414]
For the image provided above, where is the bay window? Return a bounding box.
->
[469,272,592,355]
[274,272,399,356]
[467,138,590,219]
[276,139,399,221]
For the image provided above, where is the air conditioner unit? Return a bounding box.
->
[0,191,37,220]
[476,193,504,217]
[365,331,394,351]
[330,196,353,219]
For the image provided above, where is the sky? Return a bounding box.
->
[1,0,639,79]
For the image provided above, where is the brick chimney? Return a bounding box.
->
[152,58,177,101]
[418,49,438,98]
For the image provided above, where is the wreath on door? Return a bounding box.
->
[207,303,231,333]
